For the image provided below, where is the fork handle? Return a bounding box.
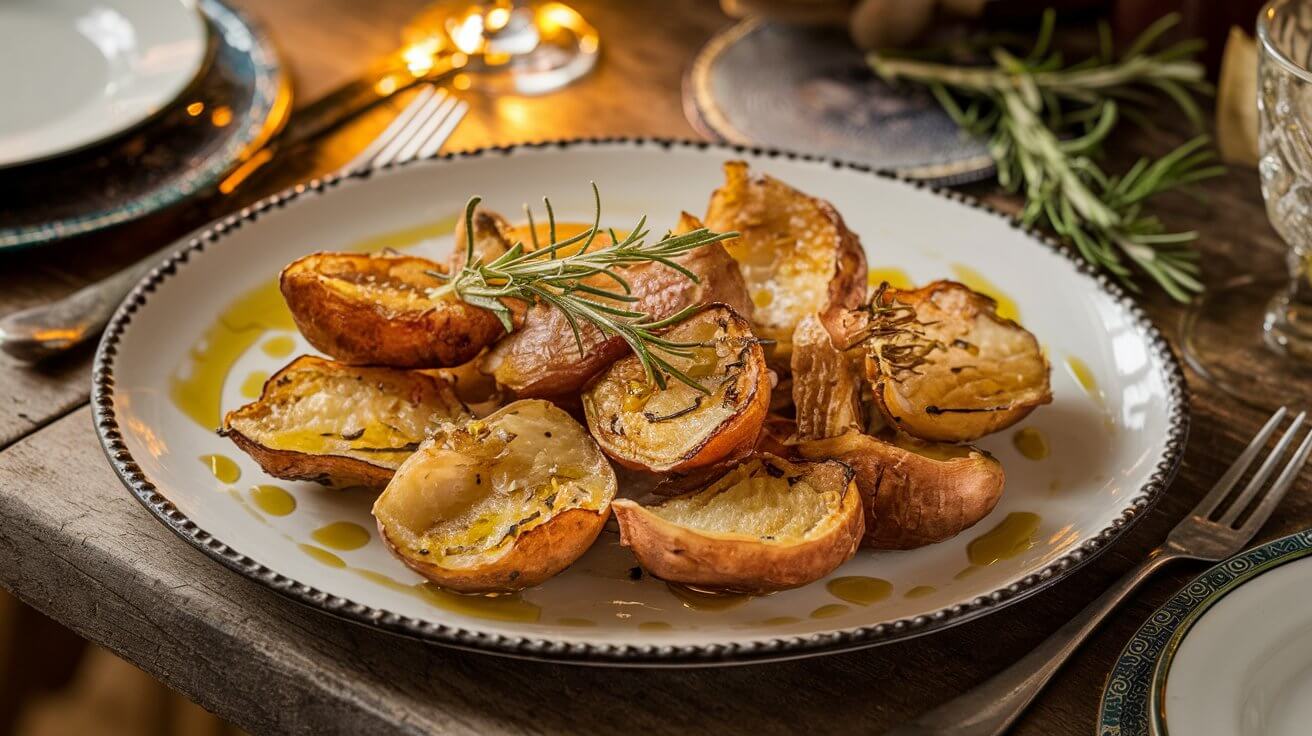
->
[886,549,1183,736]
[0,255,162,362]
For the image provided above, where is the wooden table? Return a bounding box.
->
[0,2,1301,734]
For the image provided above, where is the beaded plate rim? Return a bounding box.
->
[92,137,1189,666]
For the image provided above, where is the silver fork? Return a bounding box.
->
[0,86,469,363]
[887,406,1312,736]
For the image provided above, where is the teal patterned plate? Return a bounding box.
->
[0,0,288,250]
[1098,529,1312,735]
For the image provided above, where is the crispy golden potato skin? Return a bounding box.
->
[281,252,506,368]
[222,356,463,489]
[791,313,865,439]
[704,161,867,367]
[481,213,753,399]
[449,207,516,273]
[612,456,864,593]
[582,305,769,474]
[798,431,1004,550]
[860,280,1052,442]
[373,400,615,593]
[379,507,607,593]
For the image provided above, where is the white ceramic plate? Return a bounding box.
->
[0,0,207,168]
[1152,539,1312,736]
[93,140,1186,665]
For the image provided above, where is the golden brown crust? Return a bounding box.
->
[582,304,769,474]
[612,456,864,593]
[280,252,506,368]
[372,400,616,593]
[481,214,753,399]
[449,207,517,273]
[703,161,867,368]
[378,507,608,593]
[791,313,865,439]
[858,280,1051,442]
[221,356,465,489]
[797,431,1004,549]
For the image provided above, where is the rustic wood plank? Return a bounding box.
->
[1,398,1308,735]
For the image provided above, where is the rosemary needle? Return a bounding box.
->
[438,185,739,392]
[869,11,1223,301]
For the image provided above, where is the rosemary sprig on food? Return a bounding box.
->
[868,12,1225,301]
[434,186,739,392]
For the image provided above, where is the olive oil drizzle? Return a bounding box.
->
[826,576,893,606]
[1012,427,1049,460]
[666,583,752,611]
[200,454,240,484]
[310,521,371,551]
[249,484,296,516]
[949,263,1021,322]
[867,267,915,290]
[810,603,850,619]
[967,512,1042,566]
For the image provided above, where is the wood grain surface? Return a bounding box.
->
[0,1,1304,734]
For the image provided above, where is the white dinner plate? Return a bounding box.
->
[1152,537,1312,736]
[92,140,1186,665]
[0,0,208,168]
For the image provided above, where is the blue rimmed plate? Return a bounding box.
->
[0,0,288,250]
[1099,529,1312,736]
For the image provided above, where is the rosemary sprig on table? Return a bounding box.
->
[869,12,1225,301]
[434,186,738,392]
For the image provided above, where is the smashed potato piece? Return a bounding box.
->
[481,212,753,399]
[798,431,1004,549]
[373,400,616,593]
[582,304,769,473]
[856,280,1051,442]
[449,206,516,273]
[704,161,867,366]
[281,252,506,368]
[222,356,467,488]
[612,454,863,592]
[791,313,865,440]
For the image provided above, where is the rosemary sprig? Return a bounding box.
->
[869,11,1226,301]
[435,186,738,392]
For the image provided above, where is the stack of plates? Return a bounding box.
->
[1099,529,1312,736]
[0,0,289,250]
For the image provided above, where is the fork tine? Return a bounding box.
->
[415,99,468,158]
[1238,425,1312,537]
[1217,411,1306,525]
[343,86,437,173]
[393,94,458,163]
[368,88,449,170]
[1192,407,1288,519]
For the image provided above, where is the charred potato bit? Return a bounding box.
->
[856,280,1051,442]
[582,305,769,473]
[222,356,467,488]
[612,454,863,592]
[798,431,1004,549]
[704,161,867,366]
[791,313,865,440]
[372,400,616,593]
[281,252,506,368]
[481,212,752,399]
